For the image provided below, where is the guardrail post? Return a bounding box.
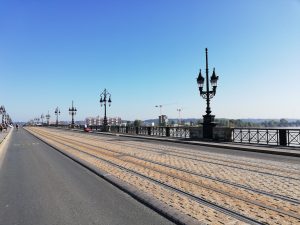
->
[166,127,170,137]
[279,129,287,146]
[147,127,151,135]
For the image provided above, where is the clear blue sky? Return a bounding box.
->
[1,0,299,122]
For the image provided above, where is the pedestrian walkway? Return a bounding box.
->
[0,128,11,144]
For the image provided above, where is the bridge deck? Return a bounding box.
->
[24,127,300,225]
[0,128,174,225]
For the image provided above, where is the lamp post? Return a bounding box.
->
[41,114,44,125]
[45,111,50,126]
[6,114,11,125]
[5,114,10,125]
[54,107,60,127]
[99,89,111,131]
[0,105,6,125]
[196,48,219,139]
[69,101,77,128]
[177,108,182,126]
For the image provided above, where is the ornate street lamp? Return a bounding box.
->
[69,101,77,128]
[5,114,10,125]
[99,89,111,131]
[0,105,6,125]
[54,107,60,126]
[45,111,51,126]
[177,108,182,126]
[196,48,219,139]
[41,114,44,125]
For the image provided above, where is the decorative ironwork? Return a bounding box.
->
[232,128,300,146]
[152,127,166,136]
[170,127,190,138]
[104,126,190,139]
[288,130,300,146]
[233,129,279,145]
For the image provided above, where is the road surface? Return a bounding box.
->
[0,128,175,225]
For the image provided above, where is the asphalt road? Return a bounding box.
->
[0,128,175,225]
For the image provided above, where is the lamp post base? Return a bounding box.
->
[202,115,217,139]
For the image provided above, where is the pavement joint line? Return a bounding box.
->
[25,128,202,225]
[0,128,13,169]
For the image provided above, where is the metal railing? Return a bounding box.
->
[91,125,190,139]
[232,128,300,146]
[47,124,300,147]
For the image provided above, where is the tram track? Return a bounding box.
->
[60,129,300,179]
[42,129,300,202]
[27,127,300,225]
[35,128,300,204]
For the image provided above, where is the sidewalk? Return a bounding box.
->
[0,128,11,144]
[0,127,12,168]
[55,127,300,157]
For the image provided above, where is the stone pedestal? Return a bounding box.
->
[202,115,217,139]
[190,127,203,139]
[213,127,232,141]
[189,126,233,142]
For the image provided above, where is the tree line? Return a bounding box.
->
[129,118,300,128]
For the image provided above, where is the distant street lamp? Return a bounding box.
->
[69,101,77,128]
[99,89,111,131]
[177,108,182,126]
[41,114,44,125]
[35,117,40,125]
[5,114,10,125]
[196,48,219,139]
[54,107,60,126]
[0,105,6,124]
[45,111,51,126]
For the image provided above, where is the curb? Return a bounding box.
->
[25,128,203,225]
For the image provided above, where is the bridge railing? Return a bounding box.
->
[89,125,190,139]
[48,124,300,147]
[232,128,300,146]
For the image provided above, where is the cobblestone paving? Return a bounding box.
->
[27,127,300,225]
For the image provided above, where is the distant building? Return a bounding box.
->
[158,115,168,126]
[85,116,122,126]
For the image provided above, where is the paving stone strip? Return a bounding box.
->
[27,127,300,225]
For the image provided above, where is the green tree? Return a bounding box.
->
[279,118,288,127]
[133,120,142,127]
